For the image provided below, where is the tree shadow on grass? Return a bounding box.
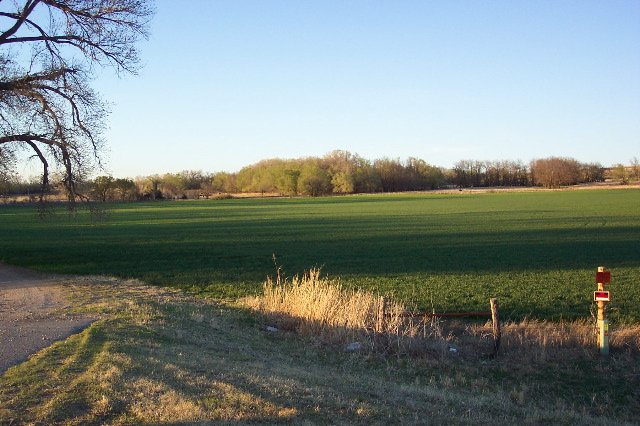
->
[1,283,638,424]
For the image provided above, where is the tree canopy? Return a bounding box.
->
[0,0,152,207]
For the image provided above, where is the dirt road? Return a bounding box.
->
[0,263,93,374]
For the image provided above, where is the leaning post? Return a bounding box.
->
[490,298,501,356]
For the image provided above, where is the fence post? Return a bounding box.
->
[595,266,610,356]
[490,298,501,356]
[376,296,386,333]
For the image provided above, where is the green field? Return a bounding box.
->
[1,189,639,321]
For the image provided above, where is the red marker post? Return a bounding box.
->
[595,266,611,356]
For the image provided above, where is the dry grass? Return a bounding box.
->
[1,274,639,424]
[244,268,640,366]
[244,268,446,355]
[455,318,640,367]
[244,269,640,422]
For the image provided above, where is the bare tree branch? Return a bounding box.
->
[0,0,40,43]
[25,139,49,186]
[0,0,152,208]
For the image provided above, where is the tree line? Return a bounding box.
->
[451,158,608,188]
[1,3,637,207]
[4,152,637,202]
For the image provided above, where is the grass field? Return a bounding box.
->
[1,190,640,424]
[1,189,639,321]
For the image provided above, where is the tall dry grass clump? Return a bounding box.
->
[245,269,441,355]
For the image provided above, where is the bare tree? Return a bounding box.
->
[0,0,152,208]
[530,157,580,188]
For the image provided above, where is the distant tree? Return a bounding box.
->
[324,150,355,194]
[211,172,237,193]
[483,161,500,187]
[323,150,353,170]
[508,160,531,186]
[530,157,580,188]
[630,157,640,180]
[374,158,405,192]
[465,161,484,187]
[579,163,605,183]
[478,160,528,187]
[113,178,138,201]
[136,175,162,200]
[256,174,275,195]
[236,159,280,193]
[352,158,381,193]
[331,171,355,193]
[451,160,485,187]
[368,157,443,192]
[298,159,331,196]
[160,173,186,198]
[178,170,209,190]
[91,176,114,202]
[280,169,301,195]
[406,157,444,189]
[611,164,629,184]
[0,0,153,208]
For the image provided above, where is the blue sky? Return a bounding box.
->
[93,1,639,177]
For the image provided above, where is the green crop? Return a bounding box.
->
[1,189,638,321]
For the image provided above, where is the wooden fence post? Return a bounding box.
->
[490,298,501,356]
[376,296,386,333]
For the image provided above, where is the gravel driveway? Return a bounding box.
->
[0,263,93,374]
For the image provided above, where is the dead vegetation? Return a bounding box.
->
[244,268,640,423]
[245,268,640,359]
[0,274,638,424]
[244,268,445,356]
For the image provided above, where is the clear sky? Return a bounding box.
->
[92,0,640,178]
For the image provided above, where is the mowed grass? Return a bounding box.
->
[1,189,639,321]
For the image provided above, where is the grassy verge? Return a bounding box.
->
[1,276,638,425]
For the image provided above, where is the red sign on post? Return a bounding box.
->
[596,271,611,284]
[594,291,610,302]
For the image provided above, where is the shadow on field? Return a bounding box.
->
[1,196,639,320]
[4,218,638,277]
